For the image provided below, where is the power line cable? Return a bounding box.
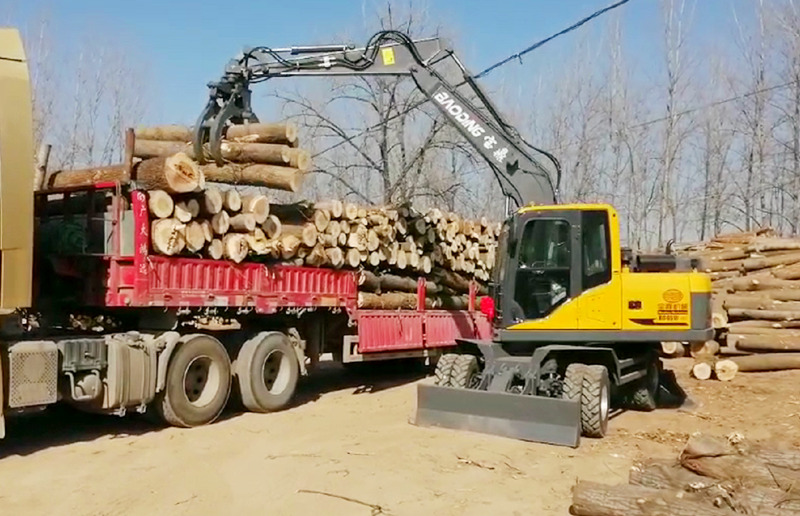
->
[474,0,634,79]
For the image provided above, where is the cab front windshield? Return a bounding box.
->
[512,218,571,321]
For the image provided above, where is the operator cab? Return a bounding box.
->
[492,205,614,328]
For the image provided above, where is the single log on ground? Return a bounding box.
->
[569,481,734,516]
[202,187,223,215]
[151,218,186,256]
[200,163,303,192]
[727,325,800,336]
[222,233,248,263]
[135,153,202,193]
[731,332,800,351]
[690,340,720,358]
[714,359,738,381]
[225,122,298,145]
[183,221,206,253]
[261,215,281,239]
[241,194,269,224]
[629,459,717,490]
[47,164,128,189]
[661,341,686,357]
[207,238,223,260]
[133,125,193,141]
[147,190,174,218]
[281,223,317,248]
[692,359,715,380]
[229,213,256,232]
[730,353,800,372]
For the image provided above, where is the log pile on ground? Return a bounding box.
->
[570,433,800,516]
[44,122,498,310]
[677,228,800,377]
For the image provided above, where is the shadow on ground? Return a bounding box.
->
[0,359,431,459]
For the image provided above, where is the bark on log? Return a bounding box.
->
[569,481,733,516]
[134,154,202,193]
[741,251,800,271]
[133,125,193,141]
[726,308,800,321]
[47,164,128,189]
[151,218,186,256]
[200,163,303,192]
[147,190,174,218]
[731,332,800,351]
[357,292,429,310]
[225,122,298,145]
[731,277,800,291]
[730,353,800,372]
[725,296,800,312]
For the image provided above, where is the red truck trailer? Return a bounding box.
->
[4,178,491,433]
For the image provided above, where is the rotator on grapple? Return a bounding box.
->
[194,30,713,447]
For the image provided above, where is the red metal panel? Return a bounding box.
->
[425,311,480,348]
[356,311,424,353]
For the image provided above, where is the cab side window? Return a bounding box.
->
[582,211,611,290]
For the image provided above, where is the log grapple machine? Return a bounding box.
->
[195,30,713,447]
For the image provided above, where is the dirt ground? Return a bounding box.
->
[0,357,799,516]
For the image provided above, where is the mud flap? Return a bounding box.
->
[413,384,581,448]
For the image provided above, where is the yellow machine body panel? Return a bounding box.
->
[0,28,34,310]
[620,270,710,331]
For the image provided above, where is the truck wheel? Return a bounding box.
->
[629,358,660,412]
[156,335,231,427]
[562,363,587,403]
[449,355,479,389]
[236,332,299,412]
[434,353,459,386]
[581,365,610,438]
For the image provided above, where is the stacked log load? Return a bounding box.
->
[570,433,800,516]
[677,228,800,377]
[44,122,499,310]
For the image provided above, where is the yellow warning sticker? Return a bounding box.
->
[381,47,396,66]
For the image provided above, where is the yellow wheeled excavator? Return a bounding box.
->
[192,30,713,447]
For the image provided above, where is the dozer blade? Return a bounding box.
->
[413,384,581,447]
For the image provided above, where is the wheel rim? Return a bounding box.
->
[262,349,291,394]
[182,355,223,407]
[600,381,609,424]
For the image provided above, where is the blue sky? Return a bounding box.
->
[4,0,757,124]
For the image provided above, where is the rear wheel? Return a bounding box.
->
[449,355,479,389]
[580,365,610,438]
[434,353,459,386]
[236,332,299,413]
[628,357,660,411]
[156,335,231,427]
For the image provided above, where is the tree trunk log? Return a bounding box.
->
[229,213,256,232]
[261,215,281,239]
[147,190,174,219]
[48,164,128,189]
[730,353,800,372]
[690,340,720,358]
[134,154,202,193]
[324,247,344,268]
[714,359,738,381]
[151,218,186,255]
[726,308,800,321]
[245,228,269,255]
[731,277,800,292]
[183,221,205,253]
[569,481,733,516]
[281,223,317,248]
[315,200,343,219]
[225,122,298,146]
[222,233,248,263]
[357,292,429,310]
[241,194,269,224]
[207,238,223,260]
[200,163,304,192]
[133,125,193,141]
[202,187,223,215]
[211,211,230,235]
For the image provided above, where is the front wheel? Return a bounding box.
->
[448,355,479,389]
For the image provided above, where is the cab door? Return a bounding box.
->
[577,210,622,330]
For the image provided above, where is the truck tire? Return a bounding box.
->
[156,335,231,427]
[562,363,587,403]
[628,358,660,412]
[434,353,459,386]
[449,355,479,389]
[580,365,610,438]
[236,332,299,412]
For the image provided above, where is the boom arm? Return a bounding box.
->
[194,30,560,207]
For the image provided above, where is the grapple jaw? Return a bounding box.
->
[413,383,581,448]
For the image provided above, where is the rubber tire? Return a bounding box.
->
[449,355,479,389]
[629,358,659,412]
[580,365,610,438]
[236,332,299,413]
[434,353,459,386]
[562,363,587,403]
[155,335,232,428]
